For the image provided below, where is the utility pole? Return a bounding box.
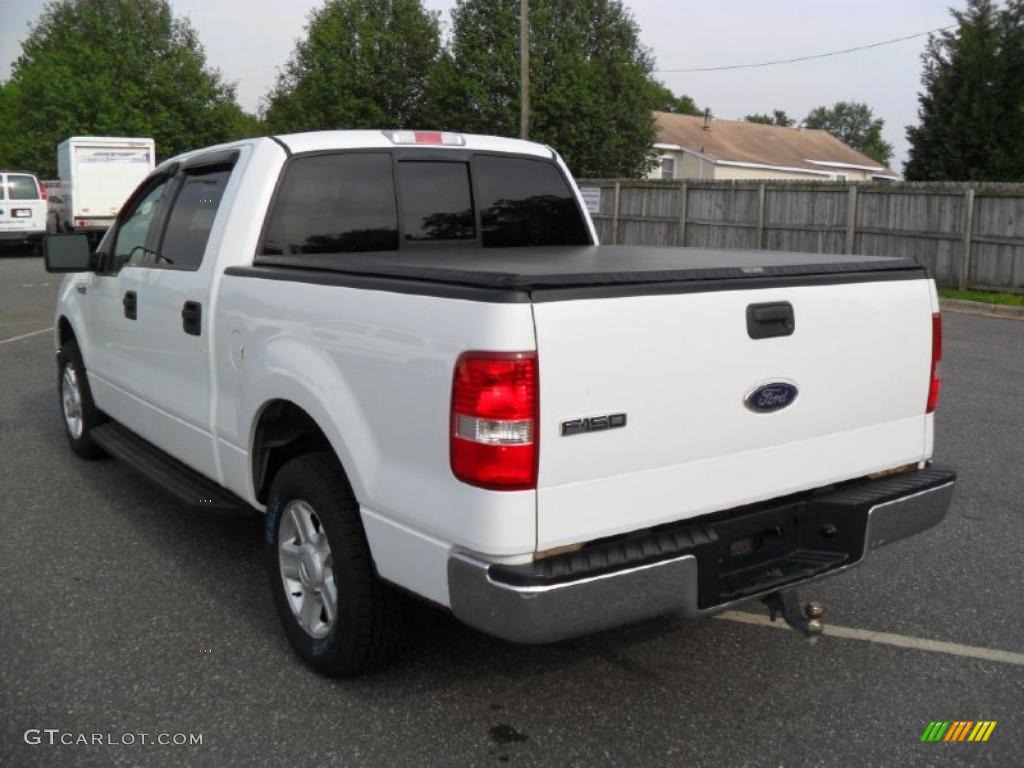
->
[520,0,529,139]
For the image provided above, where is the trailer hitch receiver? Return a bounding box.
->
[761,589,826,643]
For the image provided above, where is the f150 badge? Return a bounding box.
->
[744,382,798,413]
[561,413,627,436]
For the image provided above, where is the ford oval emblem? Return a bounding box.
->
[744,381,798,413]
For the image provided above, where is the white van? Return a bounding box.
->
[0,171,48,251]
[56,137,155,239]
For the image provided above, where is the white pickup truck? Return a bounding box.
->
[45,130,956,676]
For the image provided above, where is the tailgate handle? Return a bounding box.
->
[747,302,794,339]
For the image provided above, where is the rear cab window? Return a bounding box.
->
[474,156,589,247]
[260,151,589,256]
[397,161,475,243]
[263,153,398,255]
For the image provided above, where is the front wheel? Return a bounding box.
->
[57,339,106,459]
[265,452,409,676]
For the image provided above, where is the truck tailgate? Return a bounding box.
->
[533,276,935,550]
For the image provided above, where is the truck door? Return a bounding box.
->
[87,174,175,438]
[134,150,239,479]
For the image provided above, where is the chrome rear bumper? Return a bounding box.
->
[448,466,956,644]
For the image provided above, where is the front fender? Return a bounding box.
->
[54,274,92,364]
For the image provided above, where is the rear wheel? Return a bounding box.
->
[57,339,106,459]
[265,452,409,676]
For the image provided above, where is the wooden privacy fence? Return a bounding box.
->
[576,179,1024,293]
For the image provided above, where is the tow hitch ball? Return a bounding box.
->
[761,589,826,643]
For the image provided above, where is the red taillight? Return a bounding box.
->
[451,352,538,490]
[37,181,47,201]
[927,312,942,413]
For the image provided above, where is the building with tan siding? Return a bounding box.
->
[650,111,899,182]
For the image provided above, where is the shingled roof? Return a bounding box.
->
[654,111,897,177]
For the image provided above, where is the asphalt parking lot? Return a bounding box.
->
[0,250,1021,767]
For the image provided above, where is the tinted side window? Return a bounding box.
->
[474,157,590,247]
[8,174,39,200]
[0,177,5,200]
[397,162,474,242]
[158,169,230,269]
[262,153,398,255]
[113,179,171,267]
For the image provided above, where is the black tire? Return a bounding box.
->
[57,338,106,459]
[265,452,410,676]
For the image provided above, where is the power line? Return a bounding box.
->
[655,26,954,73]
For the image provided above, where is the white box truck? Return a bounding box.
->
[56,137,155,240]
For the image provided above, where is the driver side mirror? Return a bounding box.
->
[44,234,94,273]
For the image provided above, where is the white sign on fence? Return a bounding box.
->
[579,186,601,213]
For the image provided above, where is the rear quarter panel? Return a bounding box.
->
[214,277,539,557]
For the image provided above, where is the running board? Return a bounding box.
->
[90,422,252,515]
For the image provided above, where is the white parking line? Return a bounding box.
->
[716,610,1024,667]
[0,326,53,345]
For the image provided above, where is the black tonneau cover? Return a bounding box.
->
[231,246,927,302]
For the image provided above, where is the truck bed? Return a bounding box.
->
[226,243,936,550]
[237,246,926,301]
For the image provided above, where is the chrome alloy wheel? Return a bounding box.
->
[278,500,337,639]
[61,363,84,439]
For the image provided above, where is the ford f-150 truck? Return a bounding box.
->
[44,130,956,676]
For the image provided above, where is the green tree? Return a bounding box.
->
[804,101,894,166]
[646,80,702,116]
[262,0,441,133]
[905,0,1024,181]
[0,0,257,178]
[744,110,795,127]
[424,0,658,178]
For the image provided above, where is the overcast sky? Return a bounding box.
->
[0,0,957,170]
